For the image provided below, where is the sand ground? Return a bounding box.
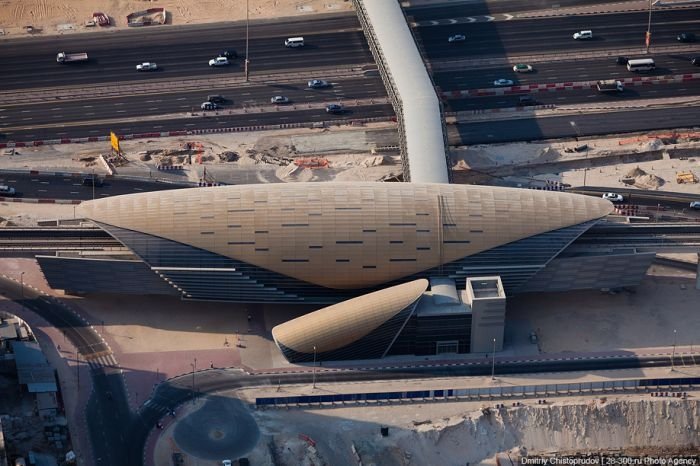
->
[0,0,354,39]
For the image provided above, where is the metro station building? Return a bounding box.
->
[37,183,654,360]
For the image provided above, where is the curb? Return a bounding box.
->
[0,196,82,204]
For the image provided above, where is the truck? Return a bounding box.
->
[56,52,89,64]
[596,79,624,93]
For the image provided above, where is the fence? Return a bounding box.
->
[256,376,700,409]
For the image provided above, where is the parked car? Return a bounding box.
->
[573,30,593,40]
[219,50,237,58]
[201,102,219,110]
[677,32,696,43]
[602,192,624,202]
[136,62,157,71]
[493,78,514,87]
[616,56,628,65]
[209,57,230,67]
[271,95,290,104]
[690,201,700,209]
[448,34,466,43]
[512,63,533,73]
[307,79,330,89]
[0,185,16,196]
[207,95,226,104]
[325,103,344,114]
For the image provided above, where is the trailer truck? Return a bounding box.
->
[56,52,89,64]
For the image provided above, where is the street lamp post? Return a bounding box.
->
[491,338,497,380]
[244,0,250,82]
[569,121,588,187]
[19,271,25,298]
[312,345,317,389]
[671,329,677,371]
[645,0,653,53]
[191,358,197,404]
[91,168,95,200]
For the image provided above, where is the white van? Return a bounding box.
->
[573,30,593,40]
[284,37,304,48]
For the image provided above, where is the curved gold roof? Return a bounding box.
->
[77,182,612,289]
[272,279,429,353]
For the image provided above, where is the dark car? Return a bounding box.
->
[692,57,700,66]
[207,95,226,104]
[677,33,696,43]
[517,95,536,106]
[616,56,628,65]
[325,103,344,114]
[219,50,237,58]
[82,176,103,187]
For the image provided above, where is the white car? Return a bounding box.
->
[136,62,157,71]
[209,57,230,67]
[448,34,466,43]
[573,30,593,40]
[512,63,533,73]
[493,78,514,87]
[307,79,330,89]
[222,461,232,466]
[271,95,290,104]
[602,192,624,202]
[689,201,700,209]
[0,185,16,196]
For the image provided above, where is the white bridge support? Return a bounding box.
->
[352,0,451,183]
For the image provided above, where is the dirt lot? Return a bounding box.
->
[0,0,353,38]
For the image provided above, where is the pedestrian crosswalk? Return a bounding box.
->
[143,398,173,415]
[83,350,118,370]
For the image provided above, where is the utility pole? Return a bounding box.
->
[312,345,317,389]
[491,338,496,380]
[671,329,677,371]
[569,121,588,187]
[645,0,653,53]
[20,271,25,298]
[91,168,95,200]
[244,0,250,82]
[191,358,197,403]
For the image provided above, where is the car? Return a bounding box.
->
[602,192,624,202]
[201,102,219,110]
[325,103,344,114]
[82,177,103,187]
[209,57,230,67]
[616,56,628,65]
[512,63,533,73]
[219,50,237,59]
[307,79,330,89]
[448,34,466,43]
[493,78,514,87]
[0,185,16,196]
[573,30,593,40]
[136,62,157,71]
[207,95,226,104]
[271,95,290,104]
[690,201,700,209]
[222,461,232,466]
[691,57,700,66]
[517,95,536,106]
[677,32,696,43]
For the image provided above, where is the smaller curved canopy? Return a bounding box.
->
[272,279,429,354]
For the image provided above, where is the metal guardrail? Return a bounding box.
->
[256,376,700,408]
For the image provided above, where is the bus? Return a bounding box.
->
[626,58,655,72]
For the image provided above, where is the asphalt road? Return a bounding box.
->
[450,106,700,144]
[447,81,700,110]
[417,9,700,60]
[0,277,133,466]
[434,54,700,90]
[1,103,395,143]
[405,0,631,17]
[0,76,386,129]
[0,172,192,199]
[0,14,372,90]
